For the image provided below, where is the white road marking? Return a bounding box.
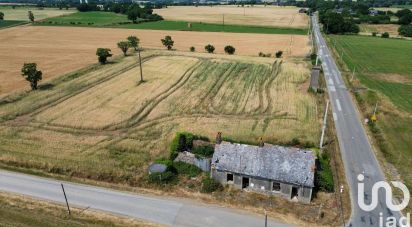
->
[336,99,342,111]
[328,78,334,85]
[333,112,337,121]
[330,86,336,92]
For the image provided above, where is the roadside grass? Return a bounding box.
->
[327,35,412,211]
[37,12,308,35]
[0,6,76,21]
[0,192,158,227]
[0,20,27,28]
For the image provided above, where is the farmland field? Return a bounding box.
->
[154,5,308,28]
[0,50,320,185]
[38,15,307,35]
[328,35,412,192]
[0,26,309,96]
[359,24,400,37]
[0,6,76,21]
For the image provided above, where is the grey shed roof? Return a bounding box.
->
[212,142,316,187]
[310,67,320,90]
[148,163,167,174]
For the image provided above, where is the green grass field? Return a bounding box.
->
[0,20,27,28]
[37,11,308,35]
[329,35,412,112]
[328,35,412,199]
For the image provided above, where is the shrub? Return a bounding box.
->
[381,32,390,38]
[275,51,283,58]
[316,152,334,192]
[372,32,377,37]
[399,24,412,37]
[191,145,214,157]
[224,45,235,55]
[190,46,195,52]
[201,177,222,193]
[173,161,202,177]
[148,171,176,184]
[204,44,215,53]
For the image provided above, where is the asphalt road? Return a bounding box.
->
[312,15,403,227]
[0,170,291,227]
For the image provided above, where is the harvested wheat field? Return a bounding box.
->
[0,26,309,96]
[0,50,320,182]
[154,5,308,28]
[359,24,400,37]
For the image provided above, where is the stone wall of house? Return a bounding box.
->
[211,168,312,204]
[175,151,211,172]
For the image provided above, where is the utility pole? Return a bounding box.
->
[138,48,143,82]
[264,209,268,227]
[320,100,329,149]
[61,183,71,215]
[315,55,319,66]
[373,102,378,115]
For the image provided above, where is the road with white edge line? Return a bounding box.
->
[312,14,404,227]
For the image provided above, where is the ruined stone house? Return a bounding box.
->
[211,142,316,204]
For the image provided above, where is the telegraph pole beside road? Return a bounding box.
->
[320,100,330,149]
[138,49,143,82]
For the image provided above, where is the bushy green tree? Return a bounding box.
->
[190,46,195,52]
[275,51,283,58]
[204,44,215,53]
[398,14,412,25]
[127,35,140,50]
[0,12,4,20]
[117,41,130,56]
[28,11,34,22]
[224,45,235,55]
[161,35,174,50]
[96,48,112,64]
[399,24,412,37]
[21,63,42,90]
[381,32,389,38]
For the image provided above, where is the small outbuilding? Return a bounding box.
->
[310,66,321,92]
[211,142,316,204]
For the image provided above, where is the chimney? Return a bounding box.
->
[258,137,264,147]
[216,132,222,144]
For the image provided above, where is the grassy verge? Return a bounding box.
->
[0,20,27,28]
[326,34,412,211]
[0,191,159,226]
[36,11,308,35]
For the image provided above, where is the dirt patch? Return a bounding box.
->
[371,73,412,83]
[0,26,309,96]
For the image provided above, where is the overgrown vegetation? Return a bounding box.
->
[201,177,223,193]
[316,152,334,192]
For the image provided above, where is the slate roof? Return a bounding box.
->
[212,142,316,187]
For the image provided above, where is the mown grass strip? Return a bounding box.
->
[0,20,28,29]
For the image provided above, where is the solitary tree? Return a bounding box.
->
[399,24,412,37]
[381,32,390,38]
[275,51,283,58]
[0,12,4,20]
[204,44,215,53]
[224,45,235,55]
[127,35,140,50]
[117,41,130,56]
[28,11,34,22]
[127,8,139,23]
[161,35,174,50]
[21,63,42,90]
[96,48,113,64]
[190,46,195,52]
